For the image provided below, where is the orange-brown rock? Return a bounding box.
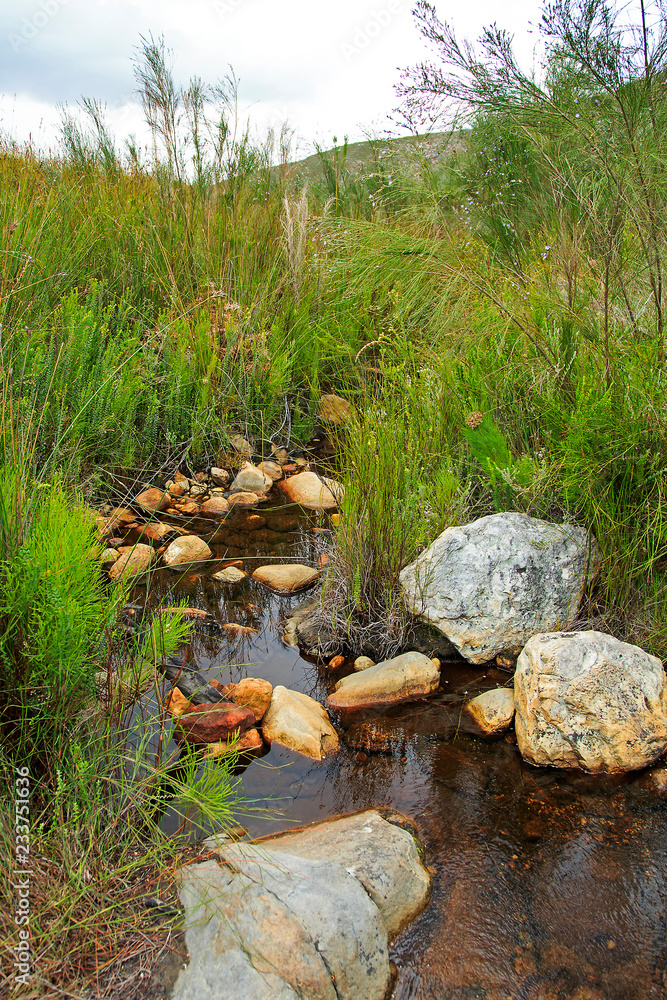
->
[221,678,273,722]
[177,500,202,516]
[204,728,264,758]
[250,528,283,545]
[165,688,192,717]
[329,655,345,669]
[177,701,255,744]
[125,521,180,546]
[136,487,171,512]
[252,564,319,594]
[108,544,157,581]
[227,491,260,508]
[233,512,267,532]
[199,496,230,520]
[96,508,137,538]
[265,513,300,532]
[278,471,342,511]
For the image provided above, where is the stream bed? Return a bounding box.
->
[128,496,667,1000]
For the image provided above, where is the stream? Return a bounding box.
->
[126,494,667,1000]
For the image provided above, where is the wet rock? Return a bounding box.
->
[327,652,440,712]
[97,507,135,537]
[199,496,230,519]
[233,512,266,531]
[230,462,272,494]
[108,544,156,581]
[205,728,264,758]
[177,701,255,745]
[464,688,515,737]
[262,685,339,759]
[317,393,353,426]
[295,613,337,657]
[229,433,252,459]
[177,500,201,516]
[257,460,283,481]
[278,471,342,510]
[221,810,431,940]
[172,841,391,1000]
[163,536,212,568]
[227,491,260,508]
[210,565,247,584]
[252,564,319,594]
[251,528,284,545]
[221,678,273,722]
[135,487,171,513]
[100,547,119,569]
[329,655,345,669]
[210,467,230,486]
[400,512,599,664]
[282,621,299,647]
[126,521,180,546]
[515,630,667,772]
[165,687,191,717]
[354,656,375,672]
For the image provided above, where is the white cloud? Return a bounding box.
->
[0,0,543,155]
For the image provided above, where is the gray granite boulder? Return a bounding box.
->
[399,512,599,664]
[514,630,667,772]
[171,810,430,1000]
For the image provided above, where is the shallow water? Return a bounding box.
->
[130,496,667,1000]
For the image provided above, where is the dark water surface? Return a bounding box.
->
[131,498,667,1000]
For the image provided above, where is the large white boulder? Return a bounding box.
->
[399,512,599,664]
[514,630,667,772]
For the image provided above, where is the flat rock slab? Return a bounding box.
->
[515,630,667,772]
[464,688,515,737]
[278,471,342,510]
[262,685,339,759]
[400,512,599,664]
[171,844,391,1000]
[233,809,432,939]
[252,564,319,594]
[327,651,440,712]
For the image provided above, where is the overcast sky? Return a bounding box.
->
[0,0,544,159]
